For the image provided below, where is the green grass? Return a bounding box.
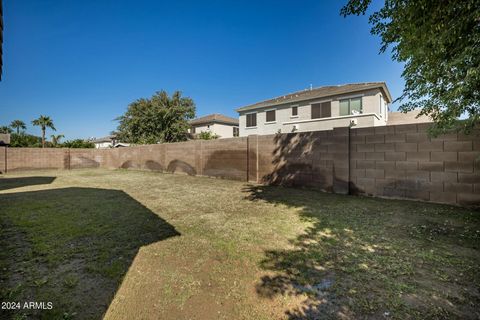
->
[0,169,479,319]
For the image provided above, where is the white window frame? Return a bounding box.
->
[245,111,258,129]
[339,95,363,116]
[264,108,277,124]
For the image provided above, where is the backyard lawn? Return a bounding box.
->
[0,169,479,320]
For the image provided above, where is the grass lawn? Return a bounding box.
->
[0,169,479,319]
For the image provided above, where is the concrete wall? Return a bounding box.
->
[0,147,5,173]
[239,88,387,136]
[2,123,479,206]
[387,110,433,125]
[350,123,480,206]
[6,148,70,171]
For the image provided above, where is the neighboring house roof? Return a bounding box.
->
[91,135,116,143]
[387,110,433,125]
[1,0,3,80]
[236,82,392,112]
[190,114,239,126]
[114,143,130,148]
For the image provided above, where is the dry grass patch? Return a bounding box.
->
[0,169,479,319]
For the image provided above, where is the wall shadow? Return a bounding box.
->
[166,159,197,176]
[0,176,56,191]
[261,132,333,191]
[243,184,353,318]
[120,160,133,169]
[0,187,180,319]
[72,156,100,169]
[144,160,163,171]
[203,149,247,180]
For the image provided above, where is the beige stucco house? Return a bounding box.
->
[387,109,432,125]
[189,114,239,138]
[236,82,393,136]
[91,135,130,149]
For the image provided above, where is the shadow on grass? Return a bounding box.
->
[244,184,480,319]
[0,187,180,319]
[0,176,56,191]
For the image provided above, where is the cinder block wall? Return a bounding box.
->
[6,148,69,171]
[350,123,480,206]
[0,146,6,173]
[251,127,349,194]
[202,137,248,180]
[2,123,479,206]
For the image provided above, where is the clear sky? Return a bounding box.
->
[0,0,404,140]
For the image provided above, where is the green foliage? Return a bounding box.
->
[32,115,56,147]
[197,131,219,140]
[51,134,65,147]
[341,0,480,134]
[116,90,195,144]
[9,120,27,134]
[62,139,95,148]
[0,125,13,134]
[9,133,43,147]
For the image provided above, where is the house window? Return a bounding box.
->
[233,127,239,137]
[291,106,298,117]
[246,113,257,127]
[191,127,196,134]
[339,97,362,116]
[266,110,276,122]
[311,101,331,119]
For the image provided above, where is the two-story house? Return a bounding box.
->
[189,114,239,139]
[236,82,392,136]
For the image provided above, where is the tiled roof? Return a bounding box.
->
[189,114,239,126]
[236,82,392,112]
[91,135,116,143]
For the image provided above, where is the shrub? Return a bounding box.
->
[198,131,219,140]
[62,139,95,148]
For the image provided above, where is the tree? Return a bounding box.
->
[9,120,26,134]
[32,115,56,148]
[116,90,195,144]
[0,125,12,134]
[341,0,480,134]
[198,131,219,140]
[9,133,42,147]
[50,134,65,147]
[62,139,95,148]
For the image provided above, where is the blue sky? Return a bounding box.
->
[0,0,404,140]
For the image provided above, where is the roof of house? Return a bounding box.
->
[236,82,392,112]
[189,114,239,126]
[91,135,116,143]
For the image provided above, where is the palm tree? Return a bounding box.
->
[10,120,26,134]
[0,125,12,134]
[32,115,56,148]
[50,134,64,147]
